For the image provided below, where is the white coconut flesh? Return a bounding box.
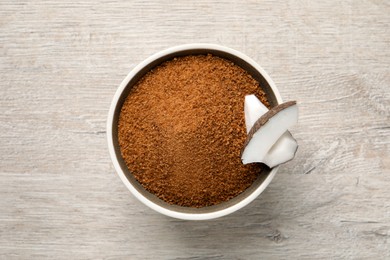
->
[262,131,298,168]
[244,94,268,133]
[243,95,298,167]
[241,98,298,167]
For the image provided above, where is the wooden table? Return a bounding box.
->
[1,1,389,259]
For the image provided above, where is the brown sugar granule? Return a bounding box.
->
[118,54,270,208]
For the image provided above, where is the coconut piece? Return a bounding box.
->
[243,95,298,167]
[244,95,268,134]
[263,131,298,168]
[241,101,298,166]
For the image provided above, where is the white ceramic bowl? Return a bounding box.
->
[107,44,282,220]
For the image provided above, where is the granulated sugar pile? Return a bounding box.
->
[118,54,270,207]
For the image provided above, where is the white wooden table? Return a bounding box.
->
[1,1,389,259]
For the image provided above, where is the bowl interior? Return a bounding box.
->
[111,48,279,214]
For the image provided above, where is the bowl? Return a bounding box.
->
[107,44,282,220]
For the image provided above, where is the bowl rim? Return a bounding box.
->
[107,43,283,220]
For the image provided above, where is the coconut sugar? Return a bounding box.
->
[118,54,270,208]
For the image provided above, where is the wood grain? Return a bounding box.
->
[0,0,389,259]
